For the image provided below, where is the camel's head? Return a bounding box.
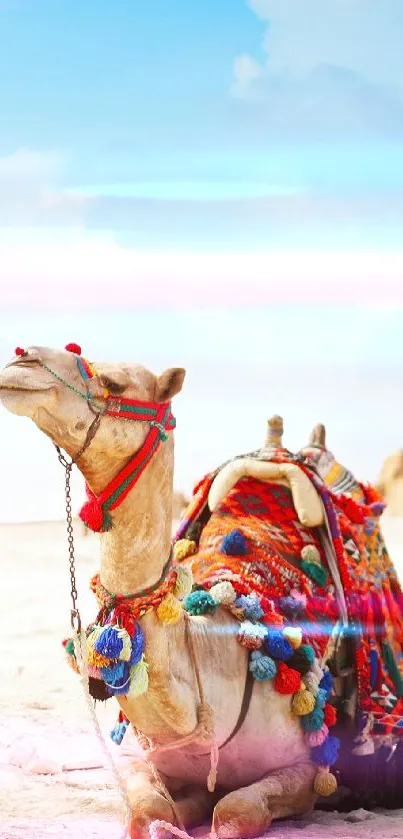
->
[0,345,186,481]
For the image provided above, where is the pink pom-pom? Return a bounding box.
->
[65,343,82,355]
[305,724,329,747]
[15,347,26,356]
[79,498,104,532]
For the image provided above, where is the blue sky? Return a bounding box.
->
[0,1,403,520]
[0,0,403,250]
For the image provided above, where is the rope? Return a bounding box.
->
[146,614,219,794]
[73,626,132,839]
[149,821,194,839]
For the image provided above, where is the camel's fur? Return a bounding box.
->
[0,347,324,837]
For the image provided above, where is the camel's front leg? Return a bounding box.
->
[118,753,212,839]
[212,763,317,839]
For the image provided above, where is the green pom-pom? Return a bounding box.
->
[184,590,217,616]
[301,560,327,587]
[300,644,315,666]
[65,639,75,656]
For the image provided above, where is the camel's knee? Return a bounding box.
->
[213,788,272,839]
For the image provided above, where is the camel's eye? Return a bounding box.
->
[98,374,127,396]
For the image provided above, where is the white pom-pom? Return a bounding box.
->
[209,581,237,605]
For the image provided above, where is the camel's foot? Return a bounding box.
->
[212,763,317,839]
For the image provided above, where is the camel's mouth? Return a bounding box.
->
[0,384,54,394]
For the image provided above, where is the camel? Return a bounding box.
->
[1,346,403,837]
[375,450,403,517]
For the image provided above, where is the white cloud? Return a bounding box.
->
[231,54,264,100]
[246,0,403,86]
[0,147,61,180]
[0,147,90,225]
[233,1,403,136]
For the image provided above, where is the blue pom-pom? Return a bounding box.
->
[129,623,145,666]
[235,593,263,621]
[184,590,217,616]
[311,735,340,767]
[221,529,247,556]
[265,630,293,662]
[110,720,129,745]
[315,688,328,709]
[101,661,131,695]
[302,708,325,732]
[100,659,126,683]
[249,650,277,681]
[319,670,333,699]
[94,626,123,660]
[278,596,305,619]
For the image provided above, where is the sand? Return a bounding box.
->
[1,518,403,839]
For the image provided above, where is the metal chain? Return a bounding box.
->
[56,411,103,632]
[59,455,81,632]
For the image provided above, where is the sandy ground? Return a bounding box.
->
[1,518,403,839]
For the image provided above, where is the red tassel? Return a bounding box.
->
[275,662,301,694]
[14,347,26,356]
[79,497,104,532]
[335,494,364,524]
[324,704,337,727]
[65,343,82,355]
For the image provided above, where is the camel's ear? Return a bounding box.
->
[155,368,186,402]
[98,369,131,395]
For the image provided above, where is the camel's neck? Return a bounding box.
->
[82,437,174,595]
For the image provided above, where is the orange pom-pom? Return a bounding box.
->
[275,662,302,695]
[324,703,337,727]
[65,343,82,355]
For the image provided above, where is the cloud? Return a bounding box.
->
[1,227,403,311]
[0,148,91,226]
[232,0,403,139]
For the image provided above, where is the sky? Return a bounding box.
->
[0,0,403,521]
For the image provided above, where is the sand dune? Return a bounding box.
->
[1,518,403,838]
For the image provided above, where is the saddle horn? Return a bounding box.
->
[309,423,326,448]
[265,415,284,449]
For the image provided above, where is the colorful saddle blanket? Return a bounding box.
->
[175,449,403,739]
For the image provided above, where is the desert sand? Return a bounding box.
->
[1,518,403,839]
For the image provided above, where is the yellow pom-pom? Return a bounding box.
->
[283,627,303,649]
[156,593,183,624]
[86,626,111,668]
[174,565,193,599]
[173,539,197,563]
[117,628,132,662]
[129,657,149,698]
[87,648,113,668]
[209,581,237,605]
[301,545,321,565]
[292,689,316,716]
[314,770,338,797]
